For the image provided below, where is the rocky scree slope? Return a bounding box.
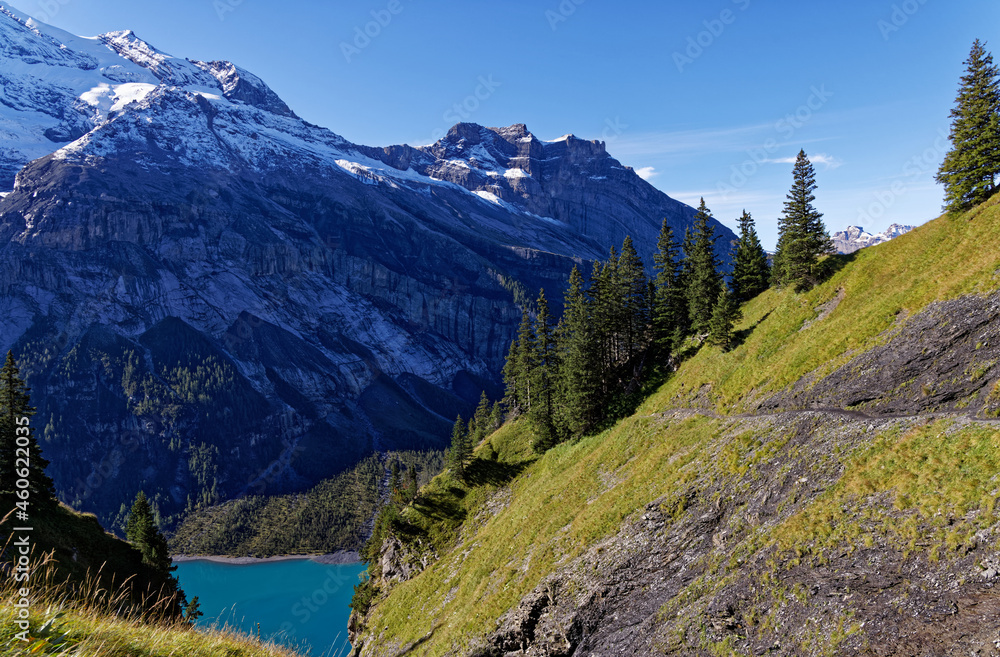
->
[0,7,732,527]
[352,198,1000,656]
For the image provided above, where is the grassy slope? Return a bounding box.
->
[1,505,298,656]
[0,604,301,656]
[646,196,1000,413]
[358,198,1000,654]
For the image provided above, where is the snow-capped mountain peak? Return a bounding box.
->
[832,223,914,254]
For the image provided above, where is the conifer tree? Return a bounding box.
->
[488,400,503,432]
[0,351,55,512]
[507,310,537,412]
[389,460,402,504]
[471,391,491,446]
[730,210,771,302]
[126,491,173,576]
[556,266,599,439]
[685,199,723,334]
[772,151,832,292]
[937,39,1000,211]
[529,290,557,451]
[652,219,688,354]
[184,596,203,624]
[617,236,649,360]
[596,247,624,366]
[448,415,471,480]
[707,289,743,350]
[404,465,418,502]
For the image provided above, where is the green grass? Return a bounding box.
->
[772,418,1000,559]
[641,196,1000,413]
[358,199,1000,654]
[0,556,299,656]
[363,412,730,651]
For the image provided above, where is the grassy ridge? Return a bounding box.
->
[644,196,1000,413]
[357,199,1000,654]
[0,506,299,656]
[0,583,300,656]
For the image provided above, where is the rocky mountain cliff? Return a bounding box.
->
[0,7,733,527]
[831,223,913,254]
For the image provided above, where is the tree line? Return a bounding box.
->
[441,151,834,458]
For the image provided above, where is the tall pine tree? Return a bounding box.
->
[772,151,832,292]
[652,219,688,354]
[448,415,471,480]
[556,266,599,439]
[685,199,723,334]
[707,289,743,350]
[617,236,649,361]
[529,290,558,451]
[937,39,1000,212]
[126,491,173,576]
[730,210,771,302]
[0,351,55,512]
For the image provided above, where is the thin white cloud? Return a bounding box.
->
[635,166,659,180]
[762,153,843,169]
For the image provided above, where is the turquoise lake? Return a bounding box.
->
[173,559,366,656]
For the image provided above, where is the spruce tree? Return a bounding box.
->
[126,491,173,576]
[937,39,1000,211]
[652,219,688,354]
[184,596,204,624]
[685,199,723,334]
[404,465,418,502]
[470,391,490,447]
[730,210,771,302]
[617,236,649,361]
[557,266,599,439]
[448,415,470,480]
[707,289,743,350]
[0,351,55,512]
[501,339,518,410]
[529,290,557,451]
[772,151,832,292]
[597,247,624,366]
[513,310,537,411]
[389,460,402,504]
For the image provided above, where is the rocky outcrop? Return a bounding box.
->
[466,411,1000,656]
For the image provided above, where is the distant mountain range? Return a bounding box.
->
[832,224,913,254]
[0,6,734,525]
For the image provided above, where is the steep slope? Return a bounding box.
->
[352,196,1000,656]
[0,8,734,528]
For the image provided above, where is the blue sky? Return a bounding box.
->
[7,0,999,248]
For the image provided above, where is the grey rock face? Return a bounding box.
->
[0,8,735,527]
